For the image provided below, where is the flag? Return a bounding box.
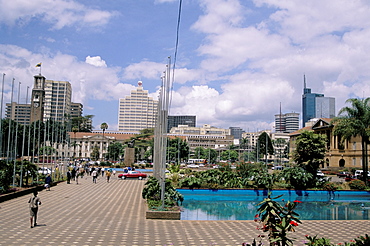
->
[35,63,42,67]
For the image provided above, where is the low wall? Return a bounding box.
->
[0,181,61,203]
[146,210,181,220]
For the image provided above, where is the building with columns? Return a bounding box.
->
[289,118,368,170]
[67,131,136,160]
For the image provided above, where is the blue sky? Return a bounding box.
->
[1,0,370,132]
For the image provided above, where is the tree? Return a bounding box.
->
[332,98,370,185]
[106,142,124,161]
[257,132,274,161]
[91,145,100,161]
[100,122,108,137]
[291,130,326,178]
[220,149,238,162]
[71,115,94,132]
[130,128,154,161]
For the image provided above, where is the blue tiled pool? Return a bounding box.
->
[177,189,370,220]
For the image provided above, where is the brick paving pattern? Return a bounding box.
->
[0,175,369,245]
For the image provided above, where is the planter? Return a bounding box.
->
[146,210,181,220]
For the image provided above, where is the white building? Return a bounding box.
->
[118,81,158,133]
[275,112,299,133]
[43,80,72,122]
[169,124,233,150]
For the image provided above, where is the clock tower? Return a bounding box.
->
[30,74,46,123]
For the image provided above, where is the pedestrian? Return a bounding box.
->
[106,170,111,183]
[28,191,41,228]
[71,168,76,181]
[44,174,52,191]
[76,170,79,185]
[101,167,105,177]
[67,170,71,184]
[113,169,116,176]
[92,169,98,183]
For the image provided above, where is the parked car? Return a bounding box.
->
[317,170,325,177]
[272,166,284,170]
[354,170,370,179]
[187,164,199,168]
[38,167,52,175]
[118,171,147,180]
[337,171,350,178]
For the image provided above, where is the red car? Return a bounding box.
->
[118,171,147,180]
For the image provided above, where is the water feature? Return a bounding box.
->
[178,189,370,220]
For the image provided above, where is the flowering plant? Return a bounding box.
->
[254,193,301,246]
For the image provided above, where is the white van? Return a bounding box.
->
[354,170,370,178]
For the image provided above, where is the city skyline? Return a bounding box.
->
[1,1,370,132]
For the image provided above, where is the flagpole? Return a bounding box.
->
[0,73,5,158]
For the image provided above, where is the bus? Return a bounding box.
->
[187,159,207,165]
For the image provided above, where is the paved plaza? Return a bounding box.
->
[0,175,369,246]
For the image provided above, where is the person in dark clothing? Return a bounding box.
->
[71,168,76,181]
[67,170,71,184]
[45,174,52,191]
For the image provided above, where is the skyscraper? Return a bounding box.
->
[302,75,335,127]
[275,112,299,133]
[43,79,72,122]
[118,81,158,132]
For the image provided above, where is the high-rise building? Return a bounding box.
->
[118,81,158,132]
[5,102,31,125]
[167,115,196,132]
[43,79,72,122]
[316,97,335,119]
[70,102,83,118]
[275,112,299,133]
[6,74,81,128]
[302,75,335,127]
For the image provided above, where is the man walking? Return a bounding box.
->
[92,168,98,183]
[28,191,41,228]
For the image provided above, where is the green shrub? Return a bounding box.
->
[322,182,338,191]
[142,176,183,209]
[348,179,366,190]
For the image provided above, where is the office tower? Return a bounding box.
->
[316,97,335,119]
[118,81,158,132]
[275,112,299,133]
[302,75,335,127]
[167,115,196,132]
[6,102,31,125]
[285,112,300,133]
[43,80,72,122]
[229,126,244,139]
[70,102,83,118]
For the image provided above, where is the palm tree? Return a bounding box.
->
[332,98,370,185]
[100,122,108,137]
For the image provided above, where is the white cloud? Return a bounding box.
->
[0,0,116,29]
[85,56,107,68]
[0,44,132,110]
[123,61,166,80]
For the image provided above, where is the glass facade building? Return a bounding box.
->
[302,77,335,127]
[167,115,196,133]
